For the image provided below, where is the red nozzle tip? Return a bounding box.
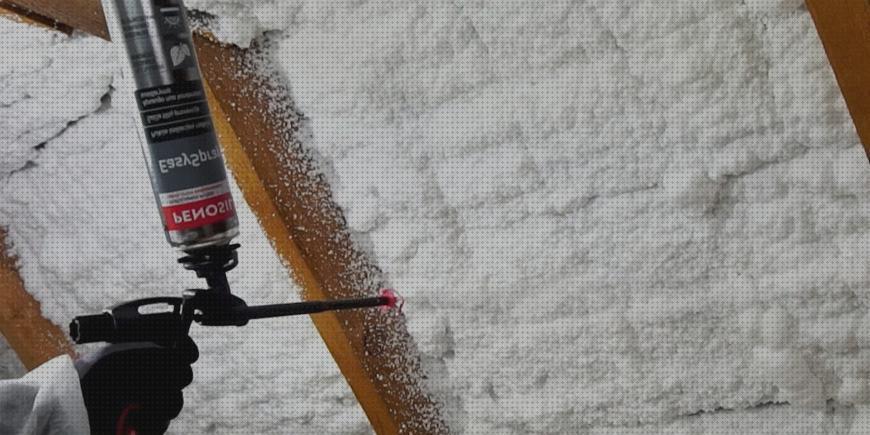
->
[379,288,404,313]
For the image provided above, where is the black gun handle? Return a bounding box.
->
[70,297,187,345]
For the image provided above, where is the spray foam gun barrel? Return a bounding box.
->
[69,244,403,345]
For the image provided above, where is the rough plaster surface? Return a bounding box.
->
[267,1,870,432]
[2,1,870,433]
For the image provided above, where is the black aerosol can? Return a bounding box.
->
[111,0,238,249]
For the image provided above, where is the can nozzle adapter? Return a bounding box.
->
[178,243,240,292]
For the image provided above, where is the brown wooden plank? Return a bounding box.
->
[1,3,447,433]
[5,0,107,39]
[196,38,447,434]
[0,2,73,34]
[0,229,74,370]
[807,0,870,160]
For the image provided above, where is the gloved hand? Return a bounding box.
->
[75,337,198,434]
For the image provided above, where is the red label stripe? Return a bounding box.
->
[162,192,236,231]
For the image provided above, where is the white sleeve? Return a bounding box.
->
[0,355,90,435]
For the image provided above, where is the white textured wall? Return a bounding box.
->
[269,0,870,433]
[2,1,870,433]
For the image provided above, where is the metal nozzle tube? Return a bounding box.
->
[238,296,391,321]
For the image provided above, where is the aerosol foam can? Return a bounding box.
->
[111,0,238,250]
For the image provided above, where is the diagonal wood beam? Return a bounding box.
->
[0,2,447,433]
[807,0,870,161]
[196,38,447,434]
[2,0,108,39]
[0,2,73,34]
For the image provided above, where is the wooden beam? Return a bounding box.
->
[0,229,74,370]
[3,0,108,39]
[807,0,870,160]
[1,3,447,433]
[195,38,447,434]
[0,2,73,34]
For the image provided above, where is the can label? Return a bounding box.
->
[135,80,235,231]
[160,182,235,230]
